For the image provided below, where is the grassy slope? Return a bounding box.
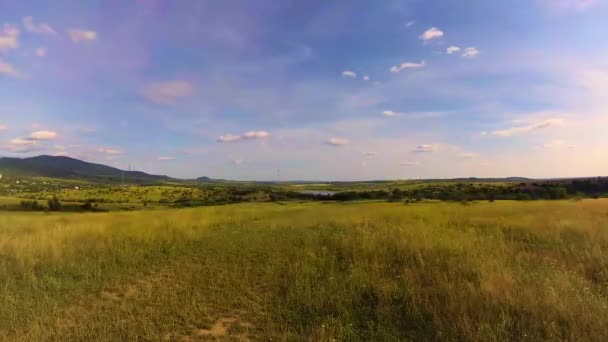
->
[1,201,608,340]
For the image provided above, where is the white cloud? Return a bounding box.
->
[363,75,370,81]
[0,24,19,53]
[141,81,194,104]
[462,47,480,59]
[325,137,350,146]
[0,59,18,77]
[22,17,57,35]
[382,110,397,117]
[401,161,421,166]
[412,144,437,153]
[342,70,357,78]
[405,21,415,28]
[35,47,46,57]
[460,152,480,159]
[158,156,176,161]
[97,147,123,155]
[420,27,444,41]
[543,140,576,149]
[10,137,35,146]
[390,60,426,73]
[0,125,7,132]
[29,130,57,140]
[217,131,270,143]
[231,158,244,166]
[446,46,461,54]
[68,29,97,43]
[242,130,270,139]
[217,134,242,143]
[492,118,565,137]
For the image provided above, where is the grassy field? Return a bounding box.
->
[1,200,608,340]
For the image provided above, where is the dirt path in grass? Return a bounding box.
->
[13,255,266,341]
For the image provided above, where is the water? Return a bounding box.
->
[298,190,337,196]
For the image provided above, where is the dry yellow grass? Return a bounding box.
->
[0,200,607,340]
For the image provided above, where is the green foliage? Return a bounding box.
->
[47,195,62,211]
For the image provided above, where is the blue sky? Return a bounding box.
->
[1,0,607,180]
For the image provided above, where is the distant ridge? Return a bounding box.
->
[0,155,171,183]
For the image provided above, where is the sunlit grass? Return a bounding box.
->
[1,200,607,340]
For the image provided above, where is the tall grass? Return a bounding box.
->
[1,200,607,340]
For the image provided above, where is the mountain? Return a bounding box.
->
[0,155,171,183]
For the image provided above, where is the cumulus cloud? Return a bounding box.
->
[325,137,350,146]
[462,47,480,59]
[420,27,444,41]
[141,81,194,104]
[68,29,97,43]
[543,140,576,149]
[97,147,123,155]
[411,144,437,153]
[35,47,46,57]
[0,24,19,53]
[382,110,397,117]
[22,17,57,35]
[158,156,176,161]
[390,60,426,73]
[217,131,270,143]
[29,130,57,140]
[342,70,357,78]
[492,118,565,137]
[242,130,270,139]
[446,46,461,54]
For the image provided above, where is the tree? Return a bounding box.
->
[48,196,62,211]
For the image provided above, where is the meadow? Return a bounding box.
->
[1,200,608,341]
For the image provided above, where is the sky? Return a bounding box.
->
[0,0,607,180]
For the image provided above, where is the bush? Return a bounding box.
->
[47,196,62,211]
[20,200,43,211]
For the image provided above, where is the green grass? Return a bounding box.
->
[1,200,607,340]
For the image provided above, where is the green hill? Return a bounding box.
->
[0,155,171,183]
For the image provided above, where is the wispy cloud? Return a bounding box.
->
[68,29,97,43]
[22,16,57,35]
[363,75,370,81]
[217,130,270,143]
[420,27,444,41]
[0,125,7,132]
[411,144,437,153]
[342,70,357,78]
[29,130,57,140]
[0,24,19,53]
[390,60,426,73]
[401,161,421,166]
[35,47,46,57]
[325,137,350,146]
[462,47,480,59]
[141,81,194,104]
[492,118,565,137]
[97,147,123,155]
[460,152,480,159]
[542,140,576,149]
[158,156,176,161]
[0,59,19,77]
[446,46,461,54]
[405,21,415,28]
